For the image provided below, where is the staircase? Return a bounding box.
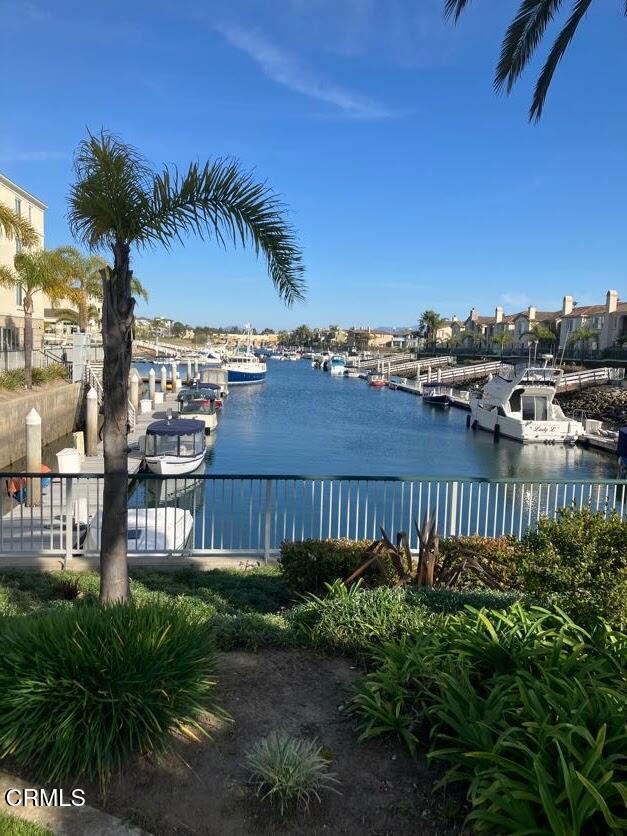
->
[84,363,137,432]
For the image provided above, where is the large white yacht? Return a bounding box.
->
[470,362,584,444]
[222,326,267,384]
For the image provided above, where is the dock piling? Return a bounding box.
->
[160,365,167,395]
[129,370,140,412]
[25,408,42,507]
[86,388,98,456]
[148,368,156,407]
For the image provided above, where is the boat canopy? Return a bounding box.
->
[178,386,218,400]
[145,419,205,457]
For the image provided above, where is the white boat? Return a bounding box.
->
[329,355,346,376]
[284,352,300,361]
[177,387,218,434]
[470,364,584,444]
[143,418,206,474]
[223,326,267,384]
[84,507,193,553]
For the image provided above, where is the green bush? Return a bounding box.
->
[0,364,67,391]
[351,604,627,833]
[439,535,518,589]
[279,538,390,594]
[0,601,223,786]
[514,507,627,626]
[289,581,436,653]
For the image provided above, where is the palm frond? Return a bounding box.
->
[0,265,16,289]
[70,132,305,307]
[530,0,593,120]
[444,0,473,21]
[495,0,564,93]
[130,277,149,302]
[0,204,39,248]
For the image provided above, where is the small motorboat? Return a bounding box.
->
[423,384,452,409]
[177,387,219,433]
[84,507,194,553]
[329,355,346,376]
[143,418,206,475]
[368,372,386,388]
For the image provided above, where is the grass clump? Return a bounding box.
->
[350,603,627,833]
[0,364,67,391]
[0,600,223,787]
[246,731,339,815]
[0,812,53,836]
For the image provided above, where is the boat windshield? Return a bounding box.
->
[145,430,205,457]
[180,398,215,415]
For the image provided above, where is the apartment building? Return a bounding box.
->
[0,173,46,350]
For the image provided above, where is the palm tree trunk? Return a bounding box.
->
[99,242,134,603]
[78,296,88,332]
[23,295,33,390]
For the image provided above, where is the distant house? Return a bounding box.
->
[511,307,561,353]
[346,328,393,351]
[460,308,495,347]
[559,291,627,352]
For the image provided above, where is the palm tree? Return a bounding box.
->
[492,331,513,358]
[0,203,39,248]
[445,1,608,121]
[567,326,598,362]
[0,249,74,387]
[58,246,148,332]
[69,131,305,604]
[419,310,445,348]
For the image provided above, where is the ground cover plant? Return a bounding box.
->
[0,364,68,391]
[0,812,52,836]
[245,731,339,815]
[350,603,627,833]
[0,600,222,787]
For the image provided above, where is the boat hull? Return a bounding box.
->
[424,396,450,408]
[178,412,218,433]
[144,450,206,475]
[471,406,582,444]
[227,369,267,384]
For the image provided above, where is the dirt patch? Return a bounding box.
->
[101,650,462,835]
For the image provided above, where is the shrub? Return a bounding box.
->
[289,581,436,653]
[246,731,339,815]
[0,364,67,390]
[438,535,518,589]
[279,538,394,594]
[514,507,627,626]
[0,601,223,786]
[350,604,627,833]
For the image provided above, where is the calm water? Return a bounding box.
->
[160,359,616,479]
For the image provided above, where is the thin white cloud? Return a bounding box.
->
[216,22,395,119]
[0,150,68,163]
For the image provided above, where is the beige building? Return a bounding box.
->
[0,173,46,350]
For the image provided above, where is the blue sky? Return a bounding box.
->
[1,0,625,329]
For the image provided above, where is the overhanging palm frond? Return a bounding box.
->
[530,0,594,120]
[69,133,305,307]
[444,0,473,21]
[130,277,149,302]
[0,203,39,247]
[495,0,564,93]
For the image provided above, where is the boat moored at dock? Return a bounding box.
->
[143,418,206,475]
[423,383,452,408]
[328,355,346,376]
[177,387,219,433]
[368,372,386,388]
[470,364,584,444]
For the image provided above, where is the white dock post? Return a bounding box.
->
[437,368,442,382]
[193,358,199,378]
[170,361,177,384]
[448,481,459,537]
[129,370,140,412]
[85,387,99,457]
[148,368,156,407]
[427,365,432,383]
[160,365,167,396]
[187,359,192,381]
[174,375,182,392]
[25,408,41,507]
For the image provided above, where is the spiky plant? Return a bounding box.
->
[246,731,339,815]
[69,131,305,603]
[445,0,612,121]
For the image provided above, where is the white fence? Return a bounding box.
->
[0,474,625,562]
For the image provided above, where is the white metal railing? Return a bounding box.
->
[83,363,136,432]
[560,367,625,392]
[0,474,624,563]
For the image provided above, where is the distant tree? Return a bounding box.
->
[445,0,610,122]
[171,321,186,338]
[277,330,290,346]
[419,310,445,348]
[0,249,74,387]
[290,324,312,347]
[492,331,513,358]
[522,323,558,358]
[261,327,274,335]
[568,326,598,362]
